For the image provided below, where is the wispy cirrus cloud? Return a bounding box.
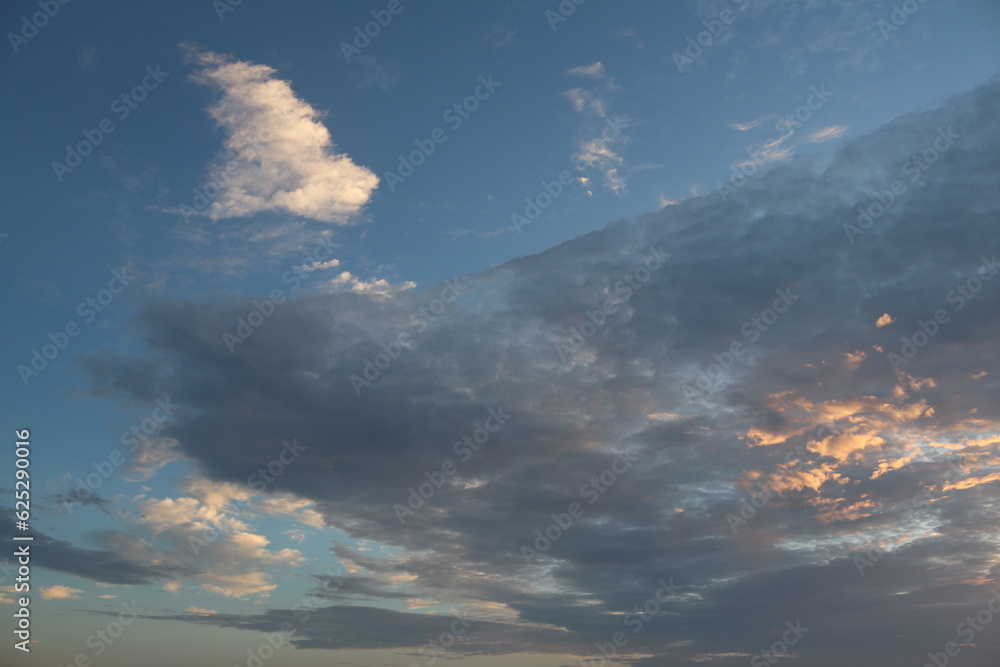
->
[729,115,765,131]
[732,131,797,169]
[566,61,606,79]
[808,124,850,143]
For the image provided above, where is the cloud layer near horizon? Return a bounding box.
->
[72,74,1000,666]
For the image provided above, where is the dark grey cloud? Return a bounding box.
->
[142,604,582,655]
[308,574,413,602]
[78,74,1000,665]
[2,508,188,585]
[44,491,114,514]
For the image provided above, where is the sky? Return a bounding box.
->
[2,1,1000,666]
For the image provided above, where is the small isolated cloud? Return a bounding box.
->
[325,271,416,297]
[808,125,850,143]
[729,116,764,131]
[574,139,622,167]
[614,25,645,50]
[284,528,308,544]
[733,132,797,170]
[185,46,379,223]
[876,312,894,327]
[123,437,183,482]
[563,88,605,116]
[563,64,629,196]
[565,100,628,196]
[186,606,218,615]
[298,258,342,274]
[40,585,83,600]
[567,62,606,79]
[843,350,866,370]
[573,139,626,194]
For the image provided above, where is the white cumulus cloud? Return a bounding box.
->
[40,585,83,600]
[186,46,379,223]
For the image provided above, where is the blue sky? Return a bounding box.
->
[2,1,1000,666]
